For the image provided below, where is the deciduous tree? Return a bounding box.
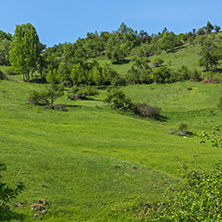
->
[9,23,40,81]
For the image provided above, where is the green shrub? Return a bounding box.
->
[134,102,161,118]
[146,162,222,221]
[191,69,202,81]
[28,90,49,105]
[28,84,64,106]
[151,57,164,67]
[177,65,191,81]
[67,85,99,100]
[105,89,134,111]
[169,123,189,136]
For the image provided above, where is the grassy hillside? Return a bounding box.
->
[97,32,222,77]
[1,73,222,221]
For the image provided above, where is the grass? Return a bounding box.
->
[1,75,222,221]
[2,35,222,220]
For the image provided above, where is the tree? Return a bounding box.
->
[204,21,214,34]
[106,33,127,63]
[0,39,11,66]
[159,31,182,52]
[198,50,219,71]
[9,23,40,81]
[214,25,221,33]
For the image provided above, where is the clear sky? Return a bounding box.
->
[1,0,222,47]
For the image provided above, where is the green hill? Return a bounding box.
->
[1,23,222,221]
[1,75,222,221]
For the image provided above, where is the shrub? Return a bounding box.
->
[177,65,191,81]
[28,90,49,105]
[191,69,202,81]
[28,84,64,107]
[169,123,189,136]
[105,89,134,111]
[151,57,164,67]
[67,85,99,100]
[134,102,160,118]
[146,162,222,221]
[151,66,171,83]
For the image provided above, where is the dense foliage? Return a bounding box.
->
[9,23,41,81]
[146,162,222,221]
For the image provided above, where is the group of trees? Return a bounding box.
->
[4,20,221,86]
[126,58,201,84]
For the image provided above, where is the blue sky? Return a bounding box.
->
[1,0,222,47]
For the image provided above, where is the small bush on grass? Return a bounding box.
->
[28,84,64,107]
[169,123,189,136]
[28,90,49,105]
[67,85,99,100]
[134,102,161,119]
[105,89,134,111]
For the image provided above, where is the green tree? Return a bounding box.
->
[0,39,11,66]
[204,21,214,34]
[106,33,127,63]
[90,65,103,87]
[214,25,221,33]
[159,31,182,52]
[9,23,40,81]
[70,63,87,86]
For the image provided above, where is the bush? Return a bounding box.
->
[134,102,160,118]
[105,89,134,111]
[191,69,202,81]
[28,84,64,107]
[146,162,222,221]
[28,90,49,105]
[177,65,191,81]
[151,57,164,67]
[67,85,99,100]
[169,123,189,136]
[151,66,171,83]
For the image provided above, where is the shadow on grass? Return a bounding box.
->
[112,59,131,65]
[29,78,47,84]
[154,114,168,122]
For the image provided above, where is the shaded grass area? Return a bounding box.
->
[1,79,222,220]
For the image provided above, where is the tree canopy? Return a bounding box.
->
[9,23,40,81]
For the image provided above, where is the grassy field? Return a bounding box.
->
[1,69,222,221]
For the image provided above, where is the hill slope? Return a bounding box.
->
[1,77,222,220]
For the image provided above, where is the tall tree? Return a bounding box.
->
[9,23,40,81]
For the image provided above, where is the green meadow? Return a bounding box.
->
[1,68,222,221]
